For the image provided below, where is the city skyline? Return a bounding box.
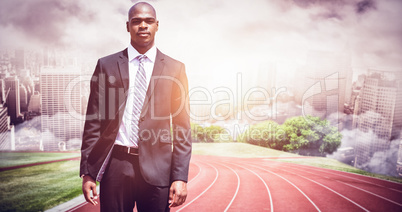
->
[1,46,401,175]
[0,0,401,177]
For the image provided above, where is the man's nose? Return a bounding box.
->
[139,21,147,28]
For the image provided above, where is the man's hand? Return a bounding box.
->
[168,180,187,208]
[82,175,99,206]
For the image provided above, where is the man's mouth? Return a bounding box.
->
[137,32,150,37]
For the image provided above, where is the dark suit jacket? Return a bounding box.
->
[80,48,192,187]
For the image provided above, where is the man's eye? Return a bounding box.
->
[130,19,155,25]
[146,19,155,24]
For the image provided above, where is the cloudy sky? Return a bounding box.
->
[1,0,401,89]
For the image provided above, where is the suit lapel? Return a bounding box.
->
[141,49,165,118]
[117,49,129,93]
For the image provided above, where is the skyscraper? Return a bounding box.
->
[0,79,6,104]
[5,76,23,124]
[40,66,84,151]
[0,80,10,150]
[14,49,26,71]
[28,91,41,114]
[242,62,277,122]
[397,138,402,176]
[0,105,10,150]
[354,70,402,167]
[19,84,28,112]
[301,51,352,127]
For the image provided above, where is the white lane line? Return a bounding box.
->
[256,163,369,212]
[213,162,241,212]
[342,182,402,207]
[278,162,402,192]
[298,176,369,212]
[279,163,402,194]
[64,202,87,212]
[177,162,219,212]
[285,165,402,207]
[389,188,402,193]
[188,162,202,185]
[244,163,320,212]
[226,162,274,212]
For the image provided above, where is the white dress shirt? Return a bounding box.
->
[114,44,157,147]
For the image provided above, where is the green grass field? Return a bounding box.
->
[0,160,81,211]
[0,143,401,211]
[0,152,80,168]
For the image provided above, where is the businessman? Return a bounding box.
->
[80,2,191,211]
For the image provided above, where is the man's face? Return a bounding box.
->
[126,5,159,51]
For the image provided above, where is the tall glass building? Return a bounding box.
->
[40,67,85,151]
[354,70,402,168]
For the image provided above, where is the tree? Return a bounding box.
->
[239,116,342,156]
[203,125,225,143]
[191,123,205,142]
[237,121,286,148]
[281,116,341,156]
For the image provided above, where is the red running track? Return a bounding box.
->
[70,155,402,212]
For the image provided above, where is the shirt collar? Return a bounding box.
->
[128,44,157,63]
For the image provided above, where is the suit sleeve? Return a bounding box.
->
[170,63,192,182]
[80,59,104,178]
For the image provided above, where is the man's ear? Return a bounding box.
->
[156,20,159,32]
[126,21,130,32]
